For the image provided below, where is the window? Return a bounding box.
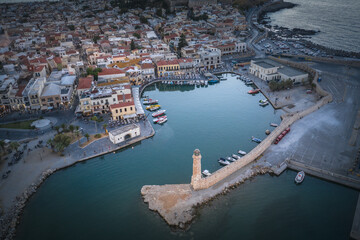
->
[116,109,118,113]
[101,100,103,103]
[125,108,127,112]
[120,109,122,113]
[130,107,133,111]
[113,98,115,102]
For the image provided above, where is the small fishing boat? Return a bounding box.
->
[158,118,167,124]
[218,158,230,166]
[248,89,260,94]
[251,136,262,143]
[232,154,241,159]
[295,171,305,184]
[143,99,158,105]
[270,123,278,127]
[208,79,219,83]
[259,102,269,106]
[146,105,160,110]
[238,150,247,155]
[153,116,167,123]
[152,110,166,117]
[245,80,254,85]
[227,156,236,162]
[202,170,211,177]
[149,106,160,111]
[259,99,268,103]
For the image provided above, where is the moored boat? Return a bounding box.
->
[270,123,278,127]
[149,106,160,111]
[146,105,160,110]
[259,99,268,103]
[295,171,305,184]
[227,156,236,162]
[153,116,167,123]
[248,89,260,94]
[259,102,269,106]
[143,99,159,105]
[152,110,166,117]
[245,80,254,85]
[218,158,230,166]
[238,150,247,155]
[158,118,167,124]
[232,154,241,159]
[202,170,211,177]
[251,136,262,143]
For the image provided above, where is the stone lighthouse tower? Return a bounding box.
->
[191,149,202,189]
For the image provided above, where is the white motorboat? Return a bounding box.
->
[226,156,236,162]
[202,170,211,177]
[232,154,241,159]
[158,118,168,124]
[152,110,166,117]
[238,150,247,155]
[270,123,278,127]
[259,102,269,106]
[295,171,305,184]
[218,158,230,166]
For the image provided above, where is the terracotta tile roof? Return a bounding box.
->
[34,65,45,72]
[110,100,135,109]
[78,77,93,90]
[156,59,179,66]
[141,63,154,69]
[15,85,26,97]
[117,93,133,102]
[98,68,125,76]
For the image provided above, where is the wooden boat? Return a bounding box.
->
[295,171,305,184]
[152,110,166,117]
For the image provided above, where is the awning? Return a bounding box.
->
[123,113,137,119]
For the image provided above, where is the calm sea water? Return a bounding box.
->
[15,75,358,240]
[267,0,360,52]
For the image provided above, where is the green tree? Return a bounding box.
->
[51,134,71,153]
[84,133,90,142]
[103,124,108,133]
[140,16,148,24]
[69,125,75,133]
[67,25,75,31]
[91,116,98,132]
[130,39,136,50]
[93,36,101,44]
[61,123,67,132]
[133,33,141,39]
[54,126,60,134]
[177,33,188,56]
[9,142,20,152]
[0,140,5,153]
[156,8,163,17]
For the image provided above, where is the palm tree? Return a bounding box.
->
[54,126,60,134]
[9,142,20,152]
[75,125,79,132]
[0,140,5,153]
[91,116,98,132]
[61,123,67,132]
[103,123,108,134]
[84,133,90,142]
[69,125,75,133]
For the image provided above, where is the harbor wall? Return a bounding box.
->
[192,65,332,190]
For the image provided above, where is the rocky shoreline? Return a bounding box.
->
[141,165,273,230]
[0,169,54,240]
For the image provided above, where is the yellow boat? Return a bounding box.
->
[146,105,160,110]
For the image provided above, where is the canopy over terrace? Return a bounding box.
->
[132,87,145,116]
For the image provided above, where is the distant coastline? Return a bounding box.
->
[0,0,59,3]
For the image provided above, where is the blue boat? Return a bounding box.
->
[208,79,219,83]
[251,136,262,143]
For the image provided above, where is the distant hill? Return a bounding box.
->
[233,0,269,10]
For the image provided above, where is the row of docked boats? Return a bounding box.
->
[237,75,254,85]
[161,80,208,86]
[143,96,168,125]
[274,127,290,144]
[218,150,247,166]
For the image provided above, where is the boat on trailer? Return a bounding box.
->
[295,171,305,184]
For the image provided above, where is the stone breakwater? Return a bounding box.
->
[141,166,272,229]
[0,169,54,240]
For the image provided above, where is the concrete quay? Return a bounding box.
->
[351,194,360,240]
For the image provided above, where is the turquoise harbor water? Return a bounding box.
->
[16,74,358,239]
[267,0,360,53]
